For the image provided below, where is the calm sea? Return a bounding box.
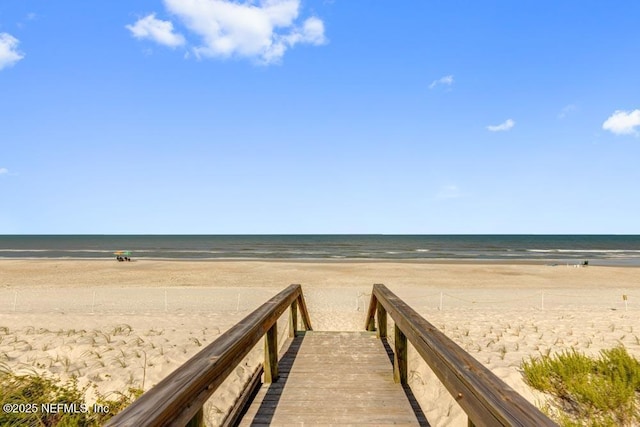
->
[0,235,639,265]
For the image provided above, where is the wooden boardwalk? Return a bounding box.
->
[239,331,422,426]
[107,285,555,427]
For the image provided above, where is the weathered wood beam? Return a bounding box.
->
[289,300,298,338]
[185,408,203,427]
[264,323,279,383]
[393,324,407,384]
[106,284,306,427]
[371,284,556,427]
[376,301,387,339]
[364,286,380,331]
[293,284,313,331]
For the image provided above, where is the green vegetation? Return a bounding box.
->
[522,346,640,426]
[0,365,142,426]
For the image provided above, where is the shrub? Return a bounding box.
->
[522,346,640,426]
[0,369,141,426]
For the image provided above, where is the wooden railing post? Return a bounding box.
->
[185,408,204,427]
[376,301,387,339]
[289,300,298,338]
[293,284,313,331]
[365,285,381,331]
[393,324,407,384]
[367,314,376,332]
[264,323,278,383]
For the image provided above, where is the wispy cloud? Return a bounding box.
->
[429,74,454,89]
[128,0,326,65]
[17,13,38,29]
[602,109,640,136]
[558,104,577,119]
[0,33,24,70]
[436,184,462,200]
[126,14,186,48]
[0,168,9,175]
[487,119,515,132]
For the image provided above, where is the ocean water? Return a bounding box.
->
[0,235,639,265]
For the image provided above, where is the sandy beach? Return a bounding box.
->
[1,259,639,425]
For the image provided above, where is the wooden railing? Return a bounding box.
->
[106,284,312,427]
[365,284,557,427]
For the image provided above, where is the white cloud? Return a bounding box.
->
[602,109,640,136]
[126,14,186,48]
[429,75,453,89]
[0,168,8,175]
[487,119,515,132]
[558,104,577,119]
[282,16,325,45]
[162,0,326,64]
[0,33,25,70]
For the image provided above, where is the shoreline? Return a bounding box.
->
[1,256,638,266]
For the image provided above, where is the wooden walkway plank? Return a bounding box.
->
[238,331,421,426]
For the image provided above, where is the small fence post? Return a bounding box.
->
[394,325,407,384]
[376,302,387,339]
[289,300,298,337]
[264,323,278,383]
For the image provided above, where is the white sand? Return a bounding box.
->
[1,260,639,425]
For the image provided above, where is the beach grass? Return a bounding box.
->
[522,345,640,426]
[0,364,142,426]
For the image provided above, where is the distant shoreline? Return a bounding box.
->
[1,256,639,267]
[2,235,639,264]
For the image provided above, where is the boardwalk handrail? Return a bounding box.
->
[365,284,557,427]
[106,284,312,427]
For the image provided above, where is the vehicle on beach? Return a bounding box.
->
[114,250,132,262]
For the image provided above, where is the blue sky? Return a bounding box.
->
[1,1,639,234]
